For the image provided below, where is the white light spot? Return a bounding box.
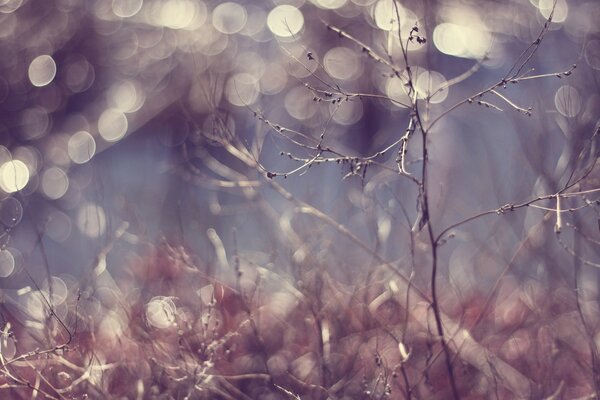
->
[313,0,346,10]
[385,77,410,108]
[0,249,15,278]
[44,210,72,242]
[146,296,176,329]
[0,334,16,360]
[372,0,406,31]
[24,291,46,321]
[108,80,144,113]
[267,5,304,38]
[41,167,69,200]
[331,100,363,125]
[68,131,96,164]
[152,0,197,29]
[212,2,247,34]
[433,22,491,59]
[555,85,581,118]
[76,202,107,238]
[28,55,56,87]
[98,108,128,142]
[112,0,143,18]
[324,46,361,80]
[0,160,29,193]
[198,284,214,305]
[41,276,68,306]
[414,70,448,103]
[285,85,318,120]
[538,0,568,23]
[225,73,260,106]
[28,55,57,87]
[260,62,288,95]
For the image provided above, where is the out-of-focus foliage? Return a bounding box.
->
[0,0,599,398]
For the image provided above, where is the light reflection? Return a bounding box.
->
[284,44,318,78]
[260,62,288,95]
[68,131,96,164]
[24,291,46,321]
[76,202,107,238]
[197,25,229,56]
[414,70,448,103]
[12,146,40,177]
[41,167,69,200]
[236,51,266,78]
[64,56,96,93]
[585,39,600,70]
[0,196,23,227]
[225,73,260,107]
[372,0,406,31]
[98,311,124,342]
[44,210,72,242]
[19,106,50,140]
[145,296,176,329]
[351,0,376,5]
[150,0,197,30]
[538,0,568,23]
[0,0,23,14]
[433,22,491,59]
[41,276,68,306]
[313,0,347,10]
[108,80,144,113]
[324,46,362,80]
[0,159,29,193]
[0,249,15,278]
[554,85,581,118]
[385,77,410,108]
[267,5,304,38]
[98,108,128,142]
[240,5,267,38]
[285,85,318,121]
[28,55,57,87]
[0,334,16,360]
[213,2,247,35]
[112,0,144,18]
[331,100,363,126]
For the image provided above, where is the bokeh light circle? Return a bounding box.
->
[554,85,581,118]
[0,249,15,278]
[41,167,69,200]
[415,70,448,103]
[0,197,23,227]
[76,202,107,238]
[68,131,96,164]
[324,47,362,80]
[98,108,128,142]
[112,0,143,18]
[146,296,177,329]
[538,0,568,23]
[0,160,29,193]
[225,73,260,106]
[285,86,318,120]
[213,2,247,34]
[28,55,57,87]
[267,5,304,38]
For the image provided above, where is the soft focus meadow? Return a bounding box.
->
[0,0,599,398]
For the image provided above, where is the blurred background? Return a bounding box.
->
[0,0,599,395]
